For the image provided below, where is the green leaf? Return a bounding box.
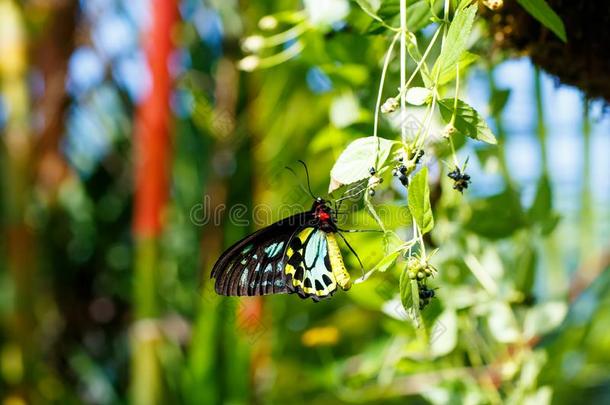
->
[541,213,561,236]
[431,4,477,80]
[399,268,412,310]
[490,87,511,116]
[529,174,552,219]
[354,0,384,23]
[329,136,397,192]
[514,241,537,295]
[466,188,527,239]
[409,280,422,327]
[371,250,402,273]
[408,167,434,234]
[437,51,479,85]
[407,34,433,87]
[358,0,438,34]
[405,0,436,32]
[516,0,567,42]
[438,98,497,144]
[528,174,561,235]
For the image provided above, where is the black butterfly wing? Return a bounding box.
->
[211,211,314,296]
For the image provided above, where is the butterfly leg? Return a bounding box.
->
[336,231,365,279]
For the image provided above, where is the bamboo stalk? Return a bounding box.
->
[130,0,178,403]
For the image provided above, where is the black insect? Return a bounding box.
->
[418,284,437,309]
[448,167,471,193]
[419,286,436,299]
[392,162,410,187]
[211,161,365,302]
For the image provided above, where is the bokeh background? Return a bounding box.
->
[0,0,609,404]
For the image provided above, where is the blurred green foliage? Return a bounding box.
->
[0,0,608,404]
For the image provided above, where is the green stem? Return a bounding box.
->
[534,67,548,170]
[256,41,304,69]
[364,192,387,233]
[373,32,400,138]
[400,0,408,140]
[448,62,460,167]
[373,32,401,168]
[396,27,442,98]
[262,22,307,47]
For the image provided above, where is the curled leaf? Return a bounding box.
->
[407,167,434,235]
[438,99,497,145]
[329,136,397,193]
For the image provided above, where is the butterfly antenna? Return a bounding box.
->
[285,165,314,199]
[297,160,317,199]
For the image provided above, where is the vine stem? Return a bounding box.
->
[449,61,460,168]
[411,0,449,150]
[255,41,304,69]
[373,32,400,140]
[411,0,450,260]
[400,0,407,140]
[373,31,400,170]
[396,26,441,98]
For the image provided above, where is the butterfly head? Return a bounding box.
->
[312,197,336,232]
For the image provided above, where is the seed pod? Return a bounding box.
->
[482,0,503,11]
[368,189,375,197]
[369,167,376,175]
[441,123,457,139]
[381,97,399,114]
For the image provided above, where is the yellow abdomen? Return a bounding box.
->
[326,233,351,290]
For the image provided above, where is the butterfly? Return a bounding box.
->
[211,165,365,302]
